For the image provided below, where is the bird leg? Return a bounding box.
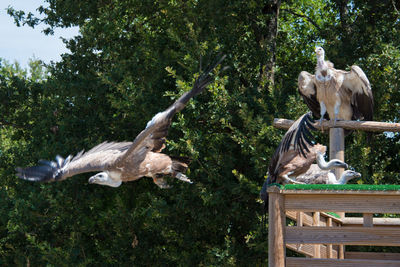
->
[319,101,327,132]
[153,175,172,189]
[282,174,305,185]
[175,173,193,184]
[333,99,341,127]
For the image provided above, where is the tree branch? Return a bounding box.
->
[281,8,322,32]
[0,120,29,130]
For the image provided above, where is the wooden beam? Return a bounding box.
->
[345,252,400,260]
[280,189,400,195]
[342,217,400,227]
[284,194,400,213]
[286,243,338,258]
[268,187,286,267]
[286,226,400,246]
[286,257,400,267]
[273,118,400,132]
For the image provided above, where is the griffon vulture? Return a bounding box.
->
[259,112,348,208]
[16,55,225,189]
[295,164,361,184]
[298,47,373,126]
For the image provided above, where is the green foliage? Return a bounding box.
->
[1,0,400,265]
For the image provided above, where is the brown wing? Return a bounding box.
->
[298,71,325,119]
[267,112,316,184]
[16,142,132,182]
[115,54,226,164]
[342,65,374,120]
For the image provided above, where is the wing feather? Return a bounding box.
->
[116,54,226,164]
[16,141,132,182]
[298,71,323,119]
[342,65,374,120]
[268,112,316,183]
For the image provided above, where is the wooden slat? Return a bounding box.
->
[327,218,333,258]
[296,211,303,227]
[313,212,321,258]
[286,243,338,258]
[285,194,400,213]
[286,226,400,246]
[345,252,400,260]
[279,190,400,195]
[343,217,400,226]
[286,211,342,226]
[286,257,400,267]
[273,118,400,132]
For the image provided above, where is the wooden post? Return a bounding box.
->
[363,213,374,227]
[268,187,286,267]
[329,127,345,221]
[296,212,303,252]
[327,217,333,259]
[329,128,345,179]
[313,212,321,258]
[329,128,346,258]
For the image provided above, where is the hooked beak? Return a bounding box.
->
[88,176,96,184]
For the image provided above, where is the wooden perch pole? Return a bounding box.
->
[273,118,400,132]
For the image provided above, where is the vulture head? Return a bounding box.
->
[88,171,122,187]
[315,46,325,57]
[338,170,361,184]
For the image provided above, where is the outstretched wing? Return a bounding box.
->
[116,54,226,164]
[298,71,325,119]
[16,142,132,182]
[267,112,316,183]
[342,65,374,120]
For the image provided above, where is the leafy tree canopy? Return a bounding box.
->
[1,0,400,265]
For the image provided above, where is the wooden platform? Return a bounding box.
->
[267,186,400,267]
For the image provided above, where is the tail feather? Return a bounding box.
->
[170,156,191,173]
[260,176,271,214]
[16,155,66,182]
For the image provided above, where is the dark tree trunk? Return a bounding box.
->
[254,0,281,92]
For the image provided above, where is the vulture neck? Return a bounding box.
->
[337,173,353,185]
[316,153,338,170]
[317,54,328,70]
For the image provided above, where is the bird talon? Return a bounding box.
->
[175,173,193,184]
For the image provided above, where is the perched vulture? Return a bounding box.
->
[16,55,226,189]
[298,47,373,126]
[295,164,361,184]
[260,112,347,209]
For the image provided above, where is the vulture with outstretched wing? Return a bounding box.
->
[298,47,373,126]
[16,55,225,189]
[259,112,347,210]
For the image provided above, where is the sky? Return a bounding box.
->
[0,1,79,69]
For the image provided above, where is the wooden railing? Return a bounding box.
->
[268,186,400,267]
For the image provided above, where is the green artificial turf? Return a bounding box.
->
[282,184,400,191]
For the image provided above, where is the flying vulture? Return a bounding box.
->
[295,164,361,184]
[298,47,373,126]
[16,55,226,189]
[260,112,347,208]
